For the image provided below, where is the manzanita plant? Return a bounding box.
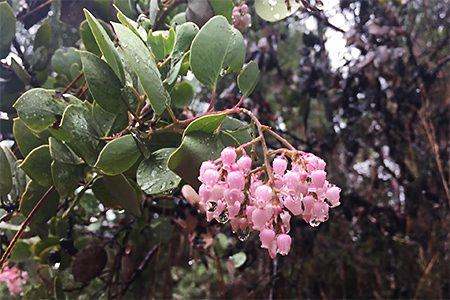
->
[0,0,340,297]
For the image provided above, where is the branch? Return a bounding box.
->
[153,0,187,30]
[0,186,55,267]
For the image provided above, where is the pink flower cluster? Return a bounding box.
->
[232,3,251,32]
[0,265,28,296]
[198,147,341,258]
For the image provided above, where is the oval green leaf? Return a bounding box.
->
[238,61,260,97]
[95,135,141,176]
[254,0,301,22]
[20,145,53,187]
[190,16,245,88]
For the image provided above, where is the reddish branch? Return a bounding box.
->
[0,186,56,267]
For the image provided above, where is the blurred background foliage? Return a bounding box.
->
[0,0,448,299]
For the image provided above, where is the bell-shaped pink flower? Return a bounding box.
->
[200,161,216,176]
[255,185,272,204]
[273,156,287,175]
[326,186,341,207]
[221,147,237,165]
[237,155,252,172]
[226,171,245,190]
[228,201,241,218]
[276,234,292,255]
[252,208,270,230]
[284,196,302,216]
[202,169,220,186]
[283,171,300,191]
[259,228,276,249]
[280,211,291,233]
[310,170,326,189]
[312,201,329,222]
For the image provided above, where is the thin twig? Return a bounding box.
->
[62,71,83,94]
[0,186,55,267]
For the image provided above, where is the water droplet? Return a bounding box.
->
[218,211,229,224]
[309,219,320,227]
[237,227,250,241]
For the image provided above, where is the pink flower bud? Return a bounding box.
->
[326,186,341,207]
[199,184,212,203]
[224,188,244,205]
[202,169,220,186]
[273,156,287,175]
[226,171,245,190]
[276,234,292,255]
[268,240,278,258]
[237,155,252,172]
[310,170,326,188]
[259,228,275,249]
[221,147,237,165]
[252,208,270,230]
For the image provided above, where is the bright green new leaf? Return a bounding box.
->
[190,16,245,88]
[84,9,125,83]
[92,175,141,216]
[20,145,53,187]
[171,81,194,108]
[112,22,170,115]
[254,0,301,22]
[231,252,247,268]
[147,30,174,61]
[0,146,12,196]
[137,148,181,195]
[58,104,104,166]
[95,135,141,176]
[238,61,260,97]
[14,89,69,132]
[19,180,59,224]
[80,51,128,114]
[0,2,16,59]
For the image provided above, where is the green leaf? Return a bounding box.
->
[190,16,245,88]
[34,21,51,50]
[80,20,101,56]
[95,135,141,176]
[92,102,128,137]
[0,146,12,196]
[13,118,48,157]
[209,0,234,22]
[137,148,181,195]
[1,147,27,201]
[19,180,59,224]
[51,47,82,80]
[147,30,174,61]
[170,12,187,26]
[49,137,84,165]
[20,145,53,187]
[254,0,301,22]
[168,115,252,188]
[84,9,125,83]
[13,89,70,133]
[0,2,16,59]
[112,22,170,116]
[51,161,84,198]
[231,252,247,268]
[58,104,104,166]
[92,175,141,216]
[171,22,199,59]
[171,81,194,108]
[9,241,32,263]
[115,4,147,40]
[238,61,260,97]
[79,51,128,114]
